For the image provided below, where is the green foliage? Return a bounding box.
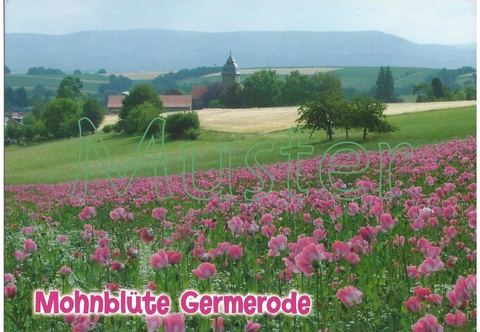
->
[198,82,223,109]
[98,74,133,94]
[165,112,201,140]
[466,85,476,100]
[240,70,282,107]
[413,82,434,102]
[279,70,313,106]
[349,96,397,140]
[222,82,243,108]
[431,77,445,99]
[124,103,162,136]
[375,66,396,102]
[81,98,107,132]
[438,66,476,85]
[42,98,82,138]
[96,69,107,74]
[102,124,113,133]
[4,87,16,108]
[73,69,82,75]
[27,67,64,75]
[119,84,163,121]
[164,88,186,95]
[15,87,29,107]
[57,76,84,99]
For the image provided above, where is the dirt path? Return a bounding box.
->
[100,100,476,133]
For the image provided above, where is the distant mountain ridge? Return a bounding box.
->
[5,29,476,73]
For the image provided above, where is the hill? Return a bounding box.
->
[5,30,476,73]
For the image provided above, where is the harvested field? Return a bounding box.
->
[100,100,476,133]
[202,67,340,77]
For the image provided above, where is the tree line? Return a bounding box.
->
[5,76,107,143]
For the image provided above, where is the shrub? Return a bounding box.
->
[102,124,113,133]
[165,112,200,140]
[184,127,201,140]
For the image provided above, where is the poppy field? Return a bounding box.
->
[4,136,477,331]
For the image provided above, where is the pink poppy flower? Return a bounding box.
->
[150,250,169,270]
[5,284,16,298]
[294,244,325,277]
[147,282,156,291]
[90,247,111,267]
[23,226,35,236]
[346,252,360,265]
[111,260,125,271]
[426,294,443,306]
[4,273,14,283]
[411,314,443,332]
[145,315,163,332]
[14,251,29,262]
[58,235,68,243]
[79,206,96,221]
[152,207,168,220]
[59,266,72,275]
[211,316,225,332]
[411,218,425,231]
[418,257,444,277]
[332,241,351,259]
[261,225,276,238]
[228,217,244,237]
[23,239,37,253]
[261,213,273,225]
[445,310,466,327]
[141,228,155,243]
[279,268,293,281]
[405,297,422,313]
[244,320,261,331]
[163,312,185,332]
[268,235,288,257]
[347,202,360,216]
[69,314,99,332]
[413,286,431,300]
[192,262,217,281]
[377,213,397,232]
[126,246,139,258]
[97,237,110,248]
[106,283,120,292]
[336,286,362,307]
[166,251,183,265]
[359,226,378,241]
[228,244,243,260]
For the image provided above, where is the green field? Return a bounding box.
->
[4,105,476,185]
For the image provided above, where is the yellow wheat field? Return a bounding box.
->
[100,100,476,133]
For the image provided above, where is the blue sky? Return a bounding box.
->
[4,0,477,45]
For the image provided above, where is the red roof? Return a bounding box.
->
[191,86,208,100]
[107,95,192,109]
[160,95,192,108]
[107,95,125,108]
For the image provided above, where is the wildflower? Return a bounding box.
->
[90,247,111,267]
[97,237,110,248]
[445,310,467,327]
[405,297,422,313]
[106,283,120,292]
[4,273,14,283]
[150,250,169,270]
[294,244,325,277]
[166,251,183,265]
[227,244,243,260]
[267,235,287,256]
[141,228,155,243]
[244,319,261,331]
[227,217,244,237]
[79,206,96,221]
[336,286,362,307]
[111,260,125,271]
[152,207,168,220]
[59,266,72,275]
[211,316,225,332]
[418,257,444,277]
[58,235,68,243]
[411,314,443,332]
[23,239,37,253]
[14,251,29,262]
[5,285,16,298]
[145,315,163,332]
[23,226,35,236]
[126,246,139,258]
[192,262,217,281]
[163,312,185,332]
[377,213,397,231]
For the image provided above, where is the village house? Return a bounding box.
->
[107,94,192,113]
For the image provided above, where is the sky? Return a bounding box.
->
[3,0,477,45]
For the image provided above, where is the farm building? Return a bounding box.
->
[107,94,192,113]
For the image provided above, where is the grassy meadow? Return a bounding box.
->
[4,105,475,185]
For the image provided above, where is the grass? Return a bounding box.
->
[4,106,475,185]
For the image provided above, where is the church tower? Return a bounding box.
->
[221,53,240,90]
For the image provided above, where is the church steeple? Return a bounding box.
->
[221,53,240,90]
